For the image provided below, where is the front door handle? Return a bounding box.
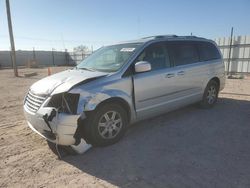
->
[165,73,175,78]
[177,71,185,76]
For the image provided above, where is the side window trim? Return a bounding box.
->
[194,42,201,62]
[166,43,176,67]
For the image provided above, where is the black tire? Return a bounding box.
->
[200,80,219,108]
[84,103,128,147]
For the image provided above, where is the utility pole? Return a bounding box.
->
[227,27,234,76]
[6,0,18,77]
[32,47,36,60]
[52,48,55,66]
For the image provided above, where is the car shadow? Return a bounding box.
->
[61,97,250,187]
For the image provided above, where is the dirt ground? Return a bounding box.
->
[0,67,250,188]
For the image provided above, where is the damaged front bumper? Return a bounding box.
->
[23,105,84,146]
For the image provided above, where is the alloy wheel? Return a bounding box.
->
[206,85,217,104]
[98,111,123,139]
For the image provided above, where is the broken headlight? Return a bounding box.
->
[47,93,80,114]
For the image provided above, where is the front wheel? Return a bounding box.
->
[200,80,219,108]
[85,103,128,147]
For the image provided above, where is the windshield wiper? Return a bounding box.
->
[77,67,95,72]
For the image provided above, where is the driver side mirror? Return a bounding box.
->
[135,61,151,73]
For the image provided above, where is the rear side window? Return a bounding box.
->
[168,42,199,66]
[197,42,221,61]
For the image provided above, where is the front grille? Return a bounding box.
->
[24,91,47,113]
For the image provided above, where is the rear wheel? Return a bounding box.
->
[200,80,219,108]
[85,103,128,147]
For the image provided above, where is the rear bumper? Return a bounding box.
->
[24,105,83,145]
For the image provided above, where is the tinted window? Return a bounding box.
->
[136,43,171,71]
[168,42,199,66]
[197,42,221,61]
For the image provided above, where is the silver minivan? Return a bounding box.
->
[23,35,225,147]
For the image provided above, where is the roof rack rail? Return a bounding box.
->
[182,35,198,38]
[141,35,178,39]
[140,35,206,41]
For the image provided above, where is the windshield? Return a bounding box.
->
[76,43,142,72]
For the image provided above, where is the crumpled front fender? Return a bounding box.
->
[76,89,132,114]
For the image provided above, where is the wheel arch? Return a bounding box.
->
[204,76,220,91]
[210,77,220,88]
[93,97,131,123]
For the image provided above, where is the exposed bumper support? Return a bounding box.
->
[24,106,82,146]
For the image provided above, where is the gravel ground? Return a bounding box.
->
[0,67,250,188]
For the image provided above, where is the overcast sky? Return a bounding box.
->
[0,0,249,51]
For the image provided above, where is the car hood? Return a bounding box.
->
[30,69,108,95]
